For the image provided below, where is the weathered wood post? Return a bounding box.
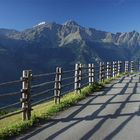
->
[74,64,79,92]
[117,61,121,75]
[54,67,62,104]
[88,64,92,86]
[115,61,118,77]
[99,62,105,82]
[119,61,122,73]
[79,64,82,91]
[112,61,115,77]
[130,61,134,73]
[74,64,82,93]
[106,62,111,79]
[21,70,32,121]
[91,64,95,83]
[88,63,94,85]
[109,62,112,78]
[125,61,129,73]
[99,62,102,82]
[103,62,105,81]
[58,67,62,104]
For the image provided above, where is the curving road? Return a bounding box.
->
[17,74,140,140]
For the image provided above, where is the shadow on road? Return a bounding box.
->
[19,75,140,140]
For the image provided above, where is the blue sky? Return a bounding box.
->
[0,0,140,33]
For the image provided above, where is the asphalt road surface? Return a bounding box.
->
[16,74,140,140]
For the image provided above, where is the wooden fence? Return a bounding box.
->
[0,60,139,121]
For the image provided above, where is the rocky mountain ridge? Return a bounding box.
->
[1,20,140,49]
[0,20,139,82]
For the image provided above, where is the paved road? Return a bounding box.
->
[17,74,140,140]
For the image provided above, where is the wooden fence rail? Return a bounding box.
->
[0,60,139,120]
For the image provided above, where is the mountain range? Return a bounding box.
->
[0,20,140,82]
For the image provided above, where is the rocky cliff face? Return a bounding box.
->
[0,20,139,81]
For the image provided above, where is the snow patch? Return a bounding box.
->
[34,21,46,27]
[38,22,46,26]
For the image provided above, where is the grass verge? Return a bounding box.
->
[0,75,122,140]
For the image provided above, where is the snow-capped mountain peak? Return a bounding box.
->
[34,21,46,27]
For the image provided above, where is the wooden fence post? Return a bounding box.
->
[88,64,92,85]
[54,67,62,104]
[115,61,118,77]
[125,61,129,73]
[117,61,121,75]
[74,64,82,93]
[109,62,112,78]
[21,70,32,121]
[91,64,95,83]
[88,63,94,85]
[88,64,92,86]
[99,62,105,82]
[79,64,82,91]
[112,61,115,77]
[74,64,79,92]
[58,67,62,104]
[99,62,102,82]
[103,62,105,81]
[130,61,134,73]
[119,61,122,73]
[106,62,111,79]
